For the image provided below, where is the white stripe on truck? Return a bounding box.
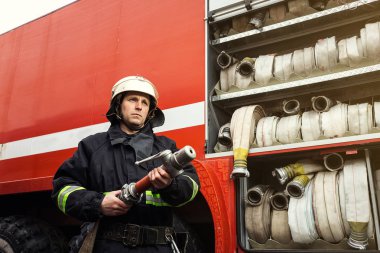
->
[0,102,204,160]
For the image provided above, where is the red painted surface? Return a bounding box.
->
[193,158,236,253]
[0,0,205,144]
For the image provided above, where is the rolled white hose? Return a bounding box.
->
[338,36,363,67]
[230,105,265,178]
[274,53,293,81]
[321,103,348,138]
[360,28,368,58]
[313,172,335,242]
[346,36,364,67]
[236,57,255,89]
[246,185,269,206]
[256,116,279,147]
[288,181,318,244]
[323,153,344,171]
[311,96,336,113]
[338,38,349,66]
[324,171,345,242]
[271,210,292,244]
[338,170,351,237]
[348,104,360,134]
[348,103,372,134]
[276,115,301,144]
[217,51,237,69]
[219,63,238,92]
[286,174,313,199]
[339,169,375,239]
[270,191,289,210]
[301,110,321,141]
[374,102,380,127]
[365,22,380,61]
[245,187,273,244]
[293,47,315,77]
[282,99,300,115]
[315,37,338,71]
[344,159,370,250]
[255,55,275,85]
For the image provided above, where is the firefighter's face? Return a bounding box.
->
[120,91,150,129]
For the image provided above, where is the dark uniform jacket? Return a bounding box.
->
[51,123,200,252]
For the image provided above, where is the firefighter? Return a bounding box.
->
[51,76,200,253]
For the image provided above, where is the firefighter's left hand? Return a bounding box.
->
[148,166,173,189]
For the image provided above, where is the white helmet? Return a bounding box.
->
[106,76,164,128]
[111,76,159,105]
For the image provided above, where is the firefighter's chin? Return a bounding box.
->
[121,118,144,132]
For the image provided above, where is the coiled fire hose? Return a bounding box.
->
[338,36,364,67]
[235,57,255,89]
[343,159,371,250]
[254,55,275,85]
[321,103,348,138]
[230,105,265,178]
[274,53,294,81]
[270,191,289,211]
[270,192,292,244]
[286,174,314,199]
[214,123,232,152]
[323,152,344,172]
[313,171,345,243]
[246,185,269,206]
[373,102,380,127]
[217,51,238,92]
[347,103,373,135]
[275,115,301,144]
[292,47,315,77]
[256,116,279,147]
[301,110,321,141]
[282,99,300,115]
[288,180,318,243]
[315,36,338,71]
[271,209,292,244]
[364,22,380,61]
[245,186,274,244]
[273,159,325,185]
[311,96,336,113]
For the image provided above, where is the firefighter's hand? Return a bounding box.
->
[100,190,130,216]
[148,166,173,189]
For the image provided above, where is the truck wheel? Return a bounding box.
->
[0,215,68,253]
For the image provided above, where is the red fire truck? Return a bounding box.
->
[1,0,380,252]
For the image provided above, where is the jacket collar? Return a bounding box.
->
[108,124,154,161]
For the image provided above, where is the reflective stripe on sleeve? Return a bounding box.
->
[176,175,199,207]
[57,185,86,214]
[145,191,171,207]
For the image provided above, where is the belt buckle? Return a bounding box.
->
[122,224,140,247]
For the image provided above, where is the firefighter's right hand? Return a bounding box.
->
[100,190,130,216]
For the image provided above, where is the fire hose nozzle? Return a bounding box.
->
[136,145,196,178]
[119,146,196,205]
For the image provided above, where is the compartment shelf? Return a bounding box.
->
[206,132,380,159]
[211,63,380,109]
[211,0,380,54]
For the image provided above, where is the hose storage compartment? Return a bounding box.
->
[240,150,378,251]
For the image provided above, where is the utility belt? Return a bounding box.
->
[97,222,175,247]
